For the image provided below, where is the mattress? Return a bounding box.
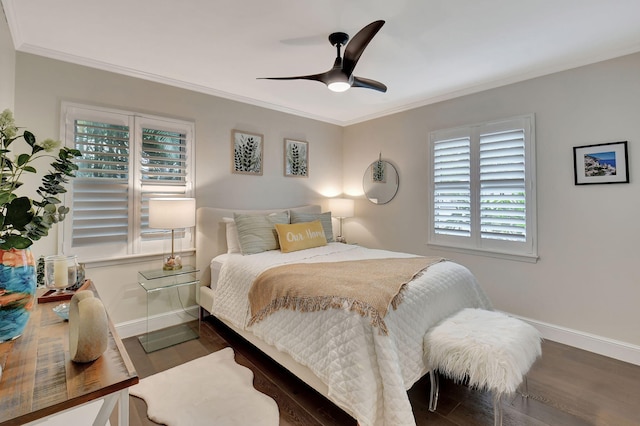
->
[209,253,229,290]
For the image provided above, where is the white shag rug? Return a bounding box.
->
[130,347,279,426]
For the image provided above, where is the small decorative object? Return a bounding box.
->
[232,130,263,175]
[44,254,79,295]
[0,248,37,342]
[328,198,354,243]
[284,139,308,177]
[573,141,629,185]
[53,302,69,320]
[148,198,196,270]
[0,109,79,342]
[372,153,386,182]
[69,290,108,363]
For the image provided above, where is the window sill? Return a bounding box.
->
[81,248,196,269]
[426,244,538,263]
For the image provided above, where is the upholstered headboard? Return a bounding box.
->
[195,205,322,287]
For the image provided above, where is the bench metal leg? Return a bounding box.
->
[493,392,503,426]
[518,375,529,397]
[428,370,439,412]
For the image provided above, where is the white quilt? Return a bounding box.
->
[212,243,491,426]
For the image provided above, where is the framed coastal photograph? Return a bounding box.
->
[232,130,263,175]
[573,141,629,185]
[284,139,308,177]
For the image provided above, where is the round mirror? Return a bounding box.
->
[363,159,399,204]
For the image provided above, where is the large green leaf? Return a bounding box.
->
[0,235,33,249]
[0,192,14,205]
[23,130,36,147]
[17,153,30,166]
[5,196,34,230]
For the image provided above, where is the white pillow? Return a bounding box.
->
[222,217,241,253]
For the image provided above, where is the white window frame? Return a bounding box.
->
[428,114,537,262]
[59,102,195,263]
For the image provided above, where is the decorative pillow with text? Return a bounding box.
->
[275,220,327,253]
[289,210,334,242]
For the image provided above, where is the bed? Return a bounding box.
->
[196,205,492,426]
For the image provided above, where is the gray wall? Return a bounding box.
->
[12,53,343,325]
[343,52,640,351]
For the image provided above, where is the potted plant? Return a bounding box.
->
[0,109,80,342]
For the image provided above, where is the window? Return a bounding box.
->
[428,114,537,261]
[61,103,195,262]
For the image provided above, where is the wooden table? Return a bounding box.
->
[0,284,138,426]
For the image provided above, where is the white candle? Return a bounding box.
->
[54,258,68,289]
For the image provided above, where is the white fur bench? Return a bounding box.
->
[424,308,542,426]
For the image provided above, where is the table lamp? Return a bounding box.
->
[148,198,196,270]
[328,198,354,243]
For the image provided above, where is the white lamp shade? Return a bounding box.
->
[148,198,196,229]
[328,198,354,219]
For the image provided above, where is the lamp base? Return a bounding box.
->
[162,254,183,271]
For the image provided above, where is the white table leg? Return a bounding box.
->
[119,389,130,426]
[92,389,128,426]
[93,394,117,426]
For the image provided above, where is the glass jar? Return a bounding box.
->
[44,254,79,295]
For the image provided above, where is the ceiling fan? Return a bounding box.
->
[259,20,387,93]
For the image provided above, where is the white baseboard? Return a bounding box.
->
[115,306,199,339]
[115,309,640,367]
[512,314,640,366]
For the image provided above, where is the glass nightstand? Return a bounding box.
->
[137,265,200,352]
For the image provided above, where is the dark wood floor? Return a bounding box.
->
[114,317,640,426]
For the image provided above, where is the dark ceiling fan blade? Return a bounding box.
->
[352,76,387,93]
[258,72,328,83]
[342,20,385,76]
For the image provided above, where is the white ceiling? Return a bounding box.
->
[3,0,640,126]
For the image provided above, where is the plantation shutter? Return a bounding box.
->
[479,129,526,242]
[139,126,190,240]
[428,114,536,260]
[71,119,131,248]
[433,137,471,237]
[62,103,195,261]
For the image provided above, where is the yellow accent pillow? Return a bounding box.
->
[275,220,328,253]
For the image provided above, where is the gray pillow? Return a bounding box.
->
[233,211,290,255]
[290,211,333,242]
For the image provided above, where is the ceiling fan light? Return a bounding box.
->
[328,81,351,92]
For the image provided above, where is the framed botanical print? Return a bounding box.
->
[284,139,308,177]
[232,130,263,175]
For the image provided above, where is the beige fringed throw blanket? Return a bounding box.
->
[248,256,445,334]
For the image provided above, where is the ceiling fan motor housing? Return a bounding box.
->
[329,32,349,47]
